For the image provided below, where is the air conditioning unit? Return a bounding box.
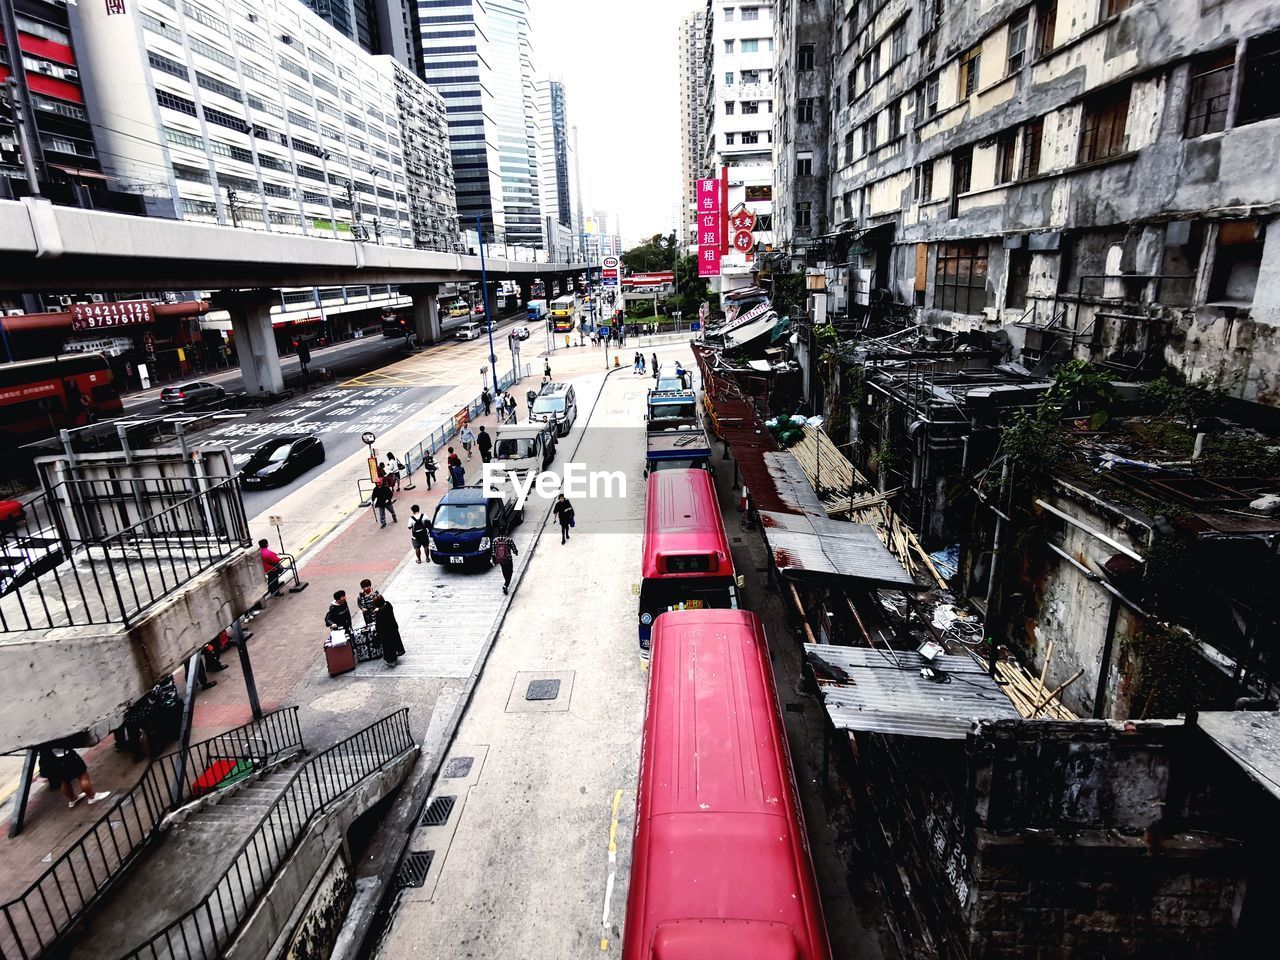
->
[65,68,79,81]
[281,35,294,44]
[58,295,73,306]
[90,294,105,303]
[36,62,55,74]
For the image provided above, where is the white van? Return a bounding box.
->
[529,382,578,437]
[492,424,556,478]
[455,321,484,341]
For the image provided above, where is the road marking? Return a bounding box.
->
[600,787,625,952]
[342,370,436,388]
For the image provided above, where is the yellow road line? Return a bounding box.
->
[0,776,21,806]
[600,787,625,951]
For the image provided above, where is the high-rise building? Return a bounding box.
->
[702,0,776,293]
[416,0,542,247]
[301,0,416,67]
[72,0,457,250]
[536,78,577,260]
[677,8,707,247]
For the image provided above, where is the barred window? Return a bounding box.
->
[291,137,323,157]
[241,61,274,85]
[287,111,317,132]
[174,163,211,183]
[1185,49,1234,137]
[196,71,242,102]
[165,127,205,151]
[203,105,247,131]
[261,182,292,198]
[235,30,271,59]
[933,241,989,314]
[1078,85,1130,163]
[278,57,310,82]
[149,51,188,79]
[190,36,234,68]
[183,2,230,36]
[157,90,198,116]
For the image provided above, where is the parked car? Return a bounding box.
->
[429,485,523,568]
[160,381,226,407]
[511,326,532,341]
[455,321,485,341]
[240,435,325,488]
[492,424,556,478]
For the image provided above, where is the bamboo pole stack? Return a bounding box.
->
[790,427,948,589]
[983,656,1080,721]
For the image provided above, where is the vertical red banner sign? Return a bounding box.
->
[696,177,721,278]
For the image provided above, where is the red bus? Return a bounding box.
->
[638,468,739,653]
[623,609,831,960]
[0,353,123,454]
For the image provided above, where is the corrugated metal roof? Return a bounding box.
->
[1196,711,1280,803]
[760,509,921,590]
[762,452,827,515]
[805,643,1021,740]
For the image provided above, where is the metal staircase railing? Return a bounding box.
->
[115,708,414,960]
[0,708,303,960]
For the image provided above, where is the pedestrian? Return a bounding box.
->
[409,504,431,563]
[640,353,647,375]
[633,351,641,374]
[375,460,386,483]
[42,746,110,808]
[446,446,462,471]
[652,353,660,378]
[324,589,354,637]
[481,386,493,416]
[544,359,552,379]
[384,453,403,491]
[553,493,575,545]
[459,423,476,460]
[357,578,381,625]
[371,480,397,527]
[526,387,538,415]
[477,425,493,463]
[449,461,466,489]
[373,596,404,667]
[491,531,518,594]
[258,538,283,597]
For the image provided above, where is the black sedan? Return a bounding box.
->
[240,435,326,488]
[161,381,227,407]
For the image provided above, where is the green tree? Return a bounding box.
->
[622,232,678,274]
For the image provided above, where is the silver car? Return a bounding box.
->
[160,381,226,406]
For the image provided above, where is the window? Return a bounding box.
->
[156,89,198,116]
[725,72,734,85]
[1007,14,1029,73]
[892,21,908,62]
[959,45,982,98]
[725,132,736,145]
[1239,30,1280,126]
[847,70,857,101]
[887,99,902,139]
[797,97,815,122]
[795,201,811,229]
[742,100,759,114]
[724,7,734,20]
[724,101,735,115]
[864,47,881,84]
[866,116,879,152]
[796,151,812,176]
[183,1,230,36]
[742,69,761,83]
[996,128,1017,184]
[798,44,815,71]
[148,51,188,79]
[843,129,855,164]
[1185,50,1235,137]
[724,39,735,53]
[1207,221,1263,305]
[952,146,973,194]
[165,127,204,151]
[921,72,940,119]
[1020,118,1044,178]
[741,6,758,20]
[1078,86,1130,162]
[934,241,990,313]
[1102,0,1132,16]
[914,160,934,202]
[843,191,854,219]
[741,131,760,144]
[741,39,759,53]
[197,71,242,102]
[1035,1,1057,58]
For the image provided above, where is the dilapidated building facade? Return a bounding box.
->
[785,0,1280,403]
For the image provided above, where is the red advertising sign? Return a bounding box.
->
[698,245,722,278]
[696,176,723,277]
[697,212,720,248]
[696,178,720,213]
[729,207,757,232]
[69,300,156,331]
[732,229,754,253]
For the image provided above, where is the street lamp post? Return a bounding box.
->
[476,214,499,392]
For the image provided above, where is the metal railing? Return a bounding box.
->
[0,708,302,960]
[0,476,251,633]
[117,709,414,960]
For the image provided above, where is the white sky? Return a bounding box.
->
[532,0,696,246]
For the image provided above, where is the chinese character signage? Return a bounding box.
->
[105,0,127,13]
[729,207,757,233]
[69,300,156,331]
[732,230,754,253]
[696,177,722,278]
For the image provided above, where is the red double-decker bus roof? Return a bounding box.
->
[642,468,733,581]
[623,609,831,960]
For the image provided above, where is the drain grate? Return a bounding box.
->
[442,756,474,779]
[420,795,456,827]
[396,851,434,888]
[526,678,561,701]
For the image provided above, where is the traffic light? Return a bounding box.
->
[296,341,312,365]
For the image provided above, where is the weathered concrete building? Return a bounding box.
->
[787,0,1280,405]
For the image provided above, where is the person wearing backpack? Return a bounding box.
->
[553,494,575,545]
[491,532,519,594]
[409,504,431,563]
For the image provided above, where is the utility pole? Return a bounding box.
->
[476,214,499,392]
[1,78,43,196]
[226,187,241,228]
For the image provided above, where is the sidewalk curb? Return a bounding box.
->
[331,363,629,960]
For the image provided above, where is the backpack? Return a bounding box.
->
[493,538,511,564]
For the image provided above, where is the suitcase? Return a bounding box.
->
[191,757,256,797]
[325,631,355,677]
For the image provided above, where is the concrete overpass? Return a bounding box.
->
[0,198,586,393]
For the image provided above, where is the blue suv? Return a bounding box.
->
[429,485,523,568]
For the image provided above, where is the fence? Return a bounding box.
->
[117,709,414,960]
[0,475,252,633]
[0,708,302,960]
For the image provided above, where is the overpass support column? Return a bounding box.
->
[405,284,441,344]
[516,278,534,308]
[218,289,283,396]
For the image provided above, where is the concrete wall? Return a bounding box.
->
[0,548,262,752]
[283,851,354,960]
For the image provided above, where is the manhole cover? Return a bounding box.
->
[733,537,744,543]
[526,678,561,701]
[396,851,433,888]
[442,756,474,779]
[420,795,456,827]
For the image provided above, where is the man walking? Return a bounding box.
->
[449,460,466,489]
[476,425,493,463]
[491,531,518,594]
[459,423,476,460]
[481,387,493,416]
[357,578,381,625]
[409,504,431,563]
[651,353,660,377]
[553,493,575,545]
[371,480,397,527]
[544,359,552,379]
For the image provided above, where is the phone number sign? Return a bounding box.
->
[70,300,156,331]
